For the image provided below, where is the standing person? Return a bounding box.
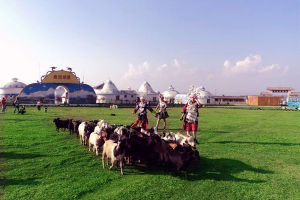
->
[1,97,7,113]
[155,95,168,133]
[13,97,20,114]
[132,96,153,131]
[181,95,201,143]
[36,100,42,111]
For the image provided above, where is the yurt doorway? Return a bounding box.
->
[55,86,69,105]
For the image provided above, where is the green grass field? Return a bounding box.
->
[0,106,300,200]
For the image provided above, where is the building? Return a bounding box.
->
[137,81,159,103]
[95,80,120,103]
[162,85,179,103]
[214,96,247,105]
[0,78,27,104]
[174,86,215,105]
[19,68,96,104]
[247,96,281,106]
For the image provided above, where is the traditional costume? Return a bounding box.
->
[182,99,200,132]
[155,98,169,119]
[132,100,153,130]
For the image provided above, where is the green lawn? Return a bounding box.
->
[0,106,300,200]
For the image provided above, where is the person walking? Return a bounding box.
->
[181,95,201,143]
[155,95,168,133]
[1,97,7,113]
[13,97,20,114]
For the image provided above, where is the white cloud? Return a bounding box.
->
[223,54,285,75]
[122,61,150,80]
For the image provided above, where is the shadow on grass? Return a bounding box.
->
[0,177,39,186]
[211,141,300,146]
[123,157,273,183]
[0,152,45,159]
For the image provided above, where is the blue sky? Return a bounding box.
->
[0,0,299,95]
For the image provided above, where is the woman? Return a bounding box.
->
[1,97,6,113]
[13,97,20,114]
[181,95,201,143]
[155,95,168,132]
[132,97,153,131]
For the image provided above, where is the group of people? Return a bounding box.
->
[1,97,26,114]
[131,95,201,143]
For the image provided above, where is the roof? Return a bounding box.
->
[2,78,26,89]
[138,81,157,94]
[267,87,294,91]
[162,85,179,98]
[41,68,80,84]
[97,80,119,94]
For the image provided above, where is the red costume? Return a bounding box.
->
[132,101,153,130]
[182,100,200,131]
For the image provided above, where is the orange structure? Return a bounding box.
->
[248,96,281,106]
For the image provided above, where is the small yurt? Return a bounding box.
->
[162,85,179,103]
[0,78,26,104]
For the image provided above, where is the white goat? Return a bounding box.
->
[78,122,87,145]
[102,139,124,175]
[88,132,101,156]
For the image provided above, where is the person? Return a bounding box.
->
[44,106,48,113]
[36,100,42,111]
[1,97,7,113]
[19,105,26,115]
[13,97,20,114]
[155,95,169,133]
[181,95,201,143]
[132,96,153,131]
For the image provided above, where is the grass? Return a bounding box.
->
[0,106,300,200]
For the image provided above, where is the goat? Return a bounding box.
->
[53,118,69,132]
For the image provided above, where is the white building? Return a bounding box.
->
[174,86,215,105]
[0,78,26,103]
[162,85,179,103]
[95,80,120,103]
[138,81,159,103]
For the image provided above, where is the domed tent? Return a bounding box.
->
[19,68,96,104]
[95,80,120,103]
[162,85,179,103]
[0,78,26,103]
[138,81,159,103]
[175,86,215,105]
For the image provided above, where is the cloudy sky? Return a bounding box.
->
[0,0,299,95]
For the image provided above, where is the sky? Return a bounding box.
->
[0,0,299,95]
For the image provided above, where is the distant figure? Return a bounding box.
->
[1,97,7,113]
[132,96,153,131]
[44,106,48,113]
[181,95,201,144]
[19,105,26,115]
[155,95,168,133]
[13,97,20,114]
[37,100,42,111]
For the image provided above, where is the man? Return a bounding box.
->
[181,95,201,144]
[132,96,153,131]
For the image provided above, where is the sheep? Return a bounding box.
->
[88,132,102,156]
[102,139,125,175]
[53,118,69,132]
[78,122,87,145]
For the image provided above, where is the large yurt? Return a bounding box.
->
[95,80,120,103]
[19,68,96,104]
[138,81,159,103]
[175,86,215,105]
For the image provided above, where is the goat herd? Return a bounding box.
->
[53,118,200,175]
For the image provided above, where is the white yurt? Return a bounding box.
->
[0,78,26,103]
[175,86,215,105]
[95,80,120,103]
[162,85,179,103]
[138,81,159,103]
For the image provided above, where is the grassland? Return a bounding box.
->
[0,106,300,200]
